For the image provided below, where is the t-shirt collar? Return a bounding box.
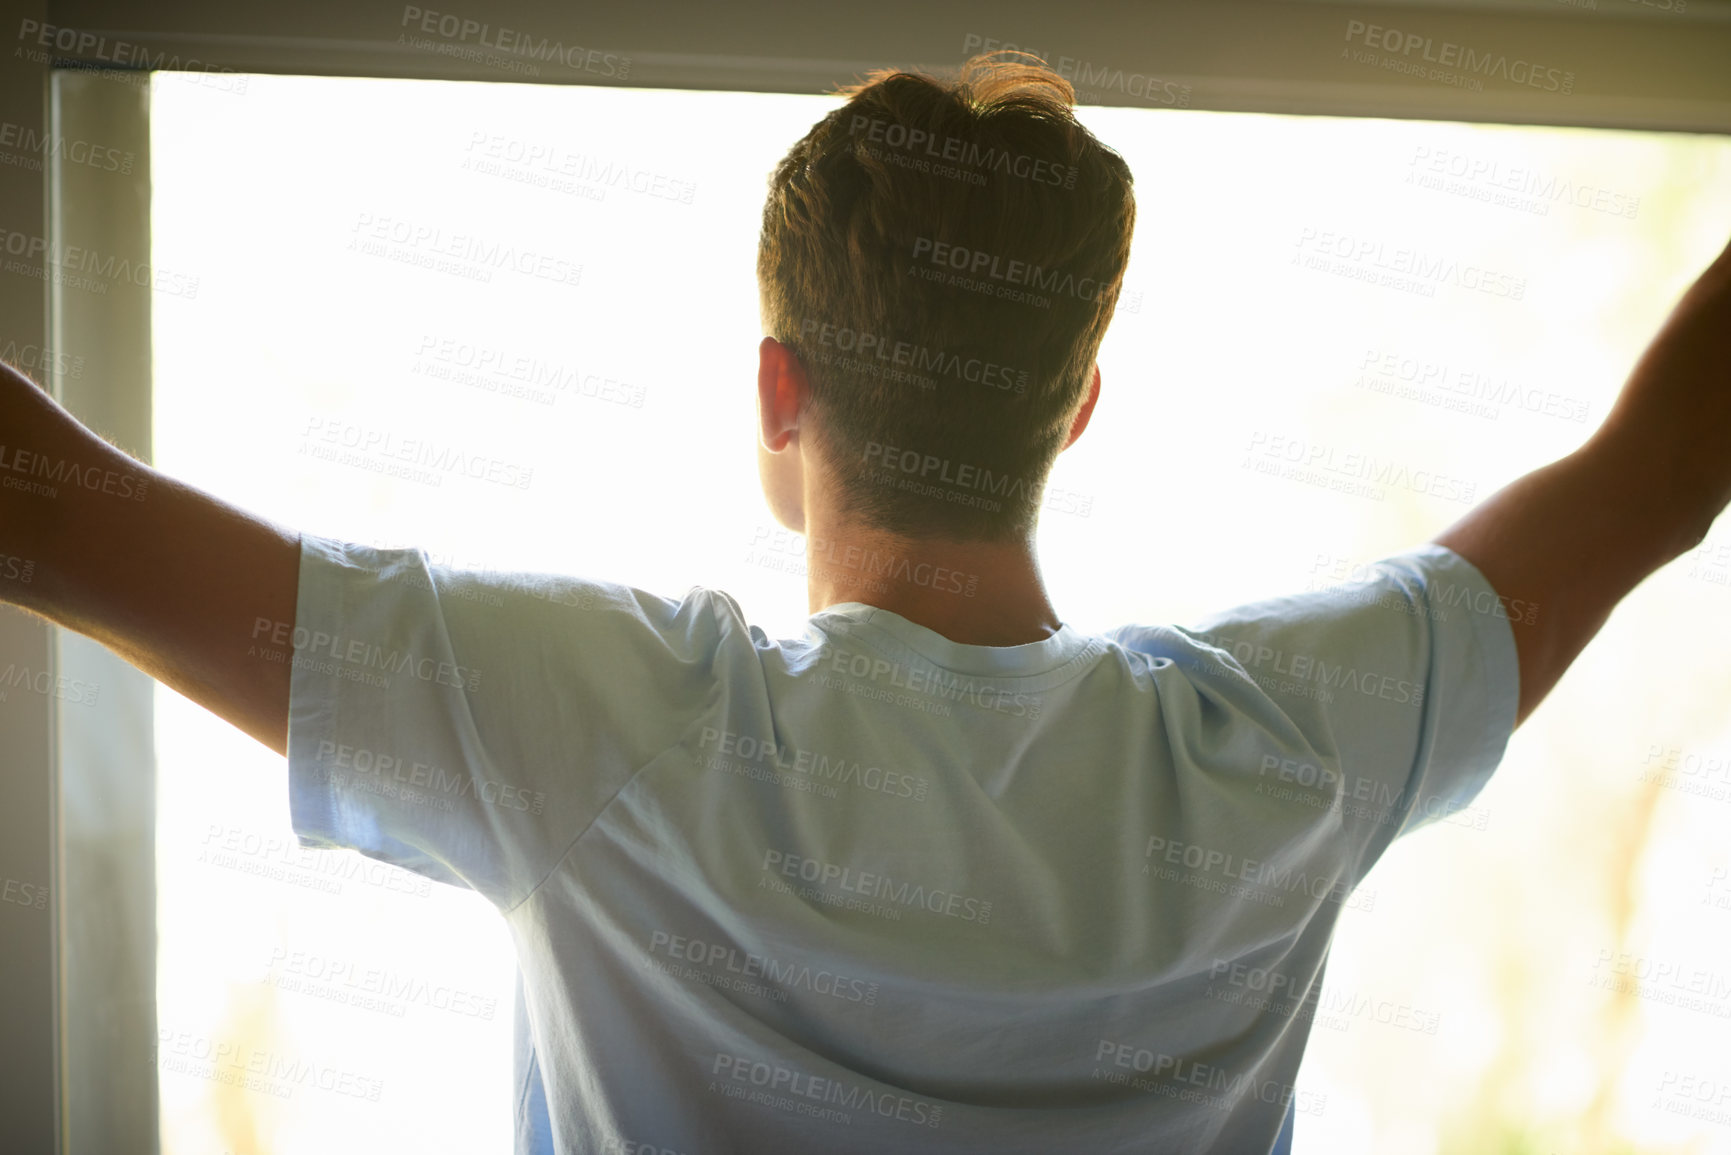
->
[808,601,1101,680]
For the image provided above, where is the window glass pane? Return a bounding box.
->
[150,72,1731,1153]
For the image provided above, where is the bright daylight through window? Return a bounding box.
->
[148,72,1731,1154]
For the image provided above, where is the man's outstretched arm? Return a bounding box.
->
[0,362,298,754]
[1435,231,1731,728]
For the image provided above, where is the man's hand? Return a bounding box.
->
[1435,232,1731,727]
[0,360,298,753]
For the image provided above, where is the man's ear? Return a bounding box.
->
[1062,364,1102,451]
[757,337,809,533]
[757,336,806,450]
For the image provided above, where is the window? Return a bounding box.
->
[149,72,1731,1153]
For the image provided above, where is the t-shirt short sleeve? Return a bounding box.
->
[1109,543,1520,884]
[282,534,723,910]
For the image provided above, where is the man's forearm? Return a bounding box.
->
[1589,233,1731,546]
[0,360,131,617]
[1433,230,1731,726]
[0,357,299,753]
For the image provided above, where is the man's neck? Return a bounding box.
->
[802,523,1062,647]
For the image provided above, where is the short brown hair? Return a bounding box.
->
[757,51,1137,542]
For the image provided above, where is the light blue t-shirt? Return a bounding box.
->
[286,536,1517,1154]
